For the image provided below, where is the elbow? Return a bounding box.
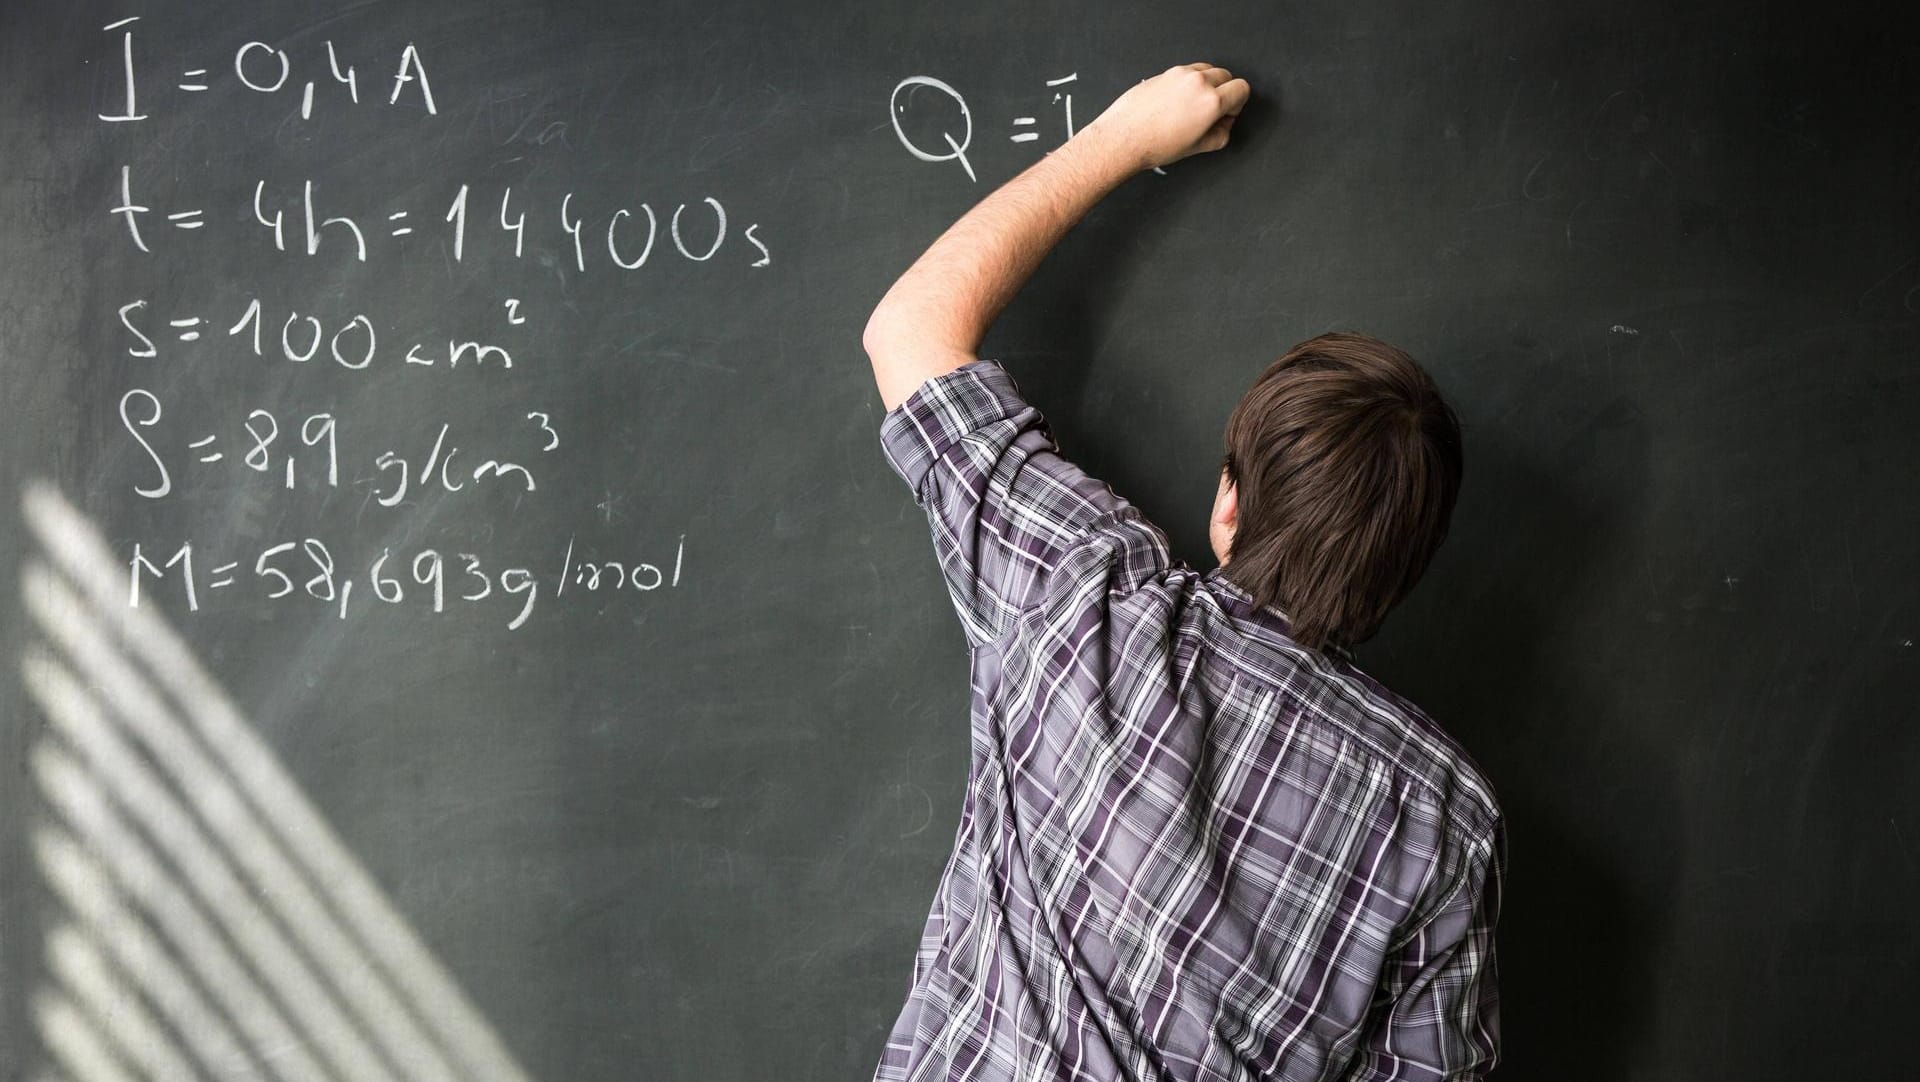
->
[860,310,889,362]
[865,304,976,367]
[862,304,911,363]
[863,293,980,411]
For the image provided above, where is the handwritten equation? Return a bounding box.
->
[118,295,521,369]
[113,169,771,271]
[91,15,758,630]
[889,73,1167,182]
[118,391,553,503]
[127,535,685,631]
[98,15,440,123]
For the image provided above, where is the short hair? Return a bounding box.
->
[1219,332,1463,654]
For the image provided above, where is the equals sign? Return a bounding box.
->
[1010,117,1038,144]
[208,561,239,588]
[179,69,210,92]
[168,210,204,230]
[170,317,203,342]
[388,211,412,237]
[189,434,221,462]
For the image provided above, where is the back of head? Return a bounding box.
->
[1220,332,1463,655]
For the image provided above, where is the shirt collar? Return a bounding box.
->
[1203,566,1357,665]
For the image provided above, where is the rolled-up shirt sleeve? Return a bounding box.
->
[879,359,1159,648]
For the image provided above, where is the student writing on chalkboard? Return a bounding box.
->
[863,63,1506,1080]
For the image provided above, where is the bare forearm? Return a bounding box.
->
[863,128,1141,410]
[863,62,1249,411]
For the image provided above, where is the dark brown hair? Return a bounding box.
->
[1219,332,1463,654]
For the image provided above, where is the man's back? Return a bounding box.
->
[874,360,1504,1082]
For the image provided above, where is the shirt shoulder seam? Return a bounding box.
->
[973,505,1154,654]
[1204,636,1501,830]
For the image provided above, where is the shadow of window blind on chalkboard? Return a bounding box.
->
[18,482,534,1082]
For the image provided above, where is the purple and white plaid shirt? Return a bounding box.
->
[874,359,1505,1082]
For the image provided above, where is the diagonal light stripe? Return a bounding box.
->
[46,923,205,1082]
[32,749,340,1082]
[22,572,460,1081]
[32,991,138,1082]
[21,481,531,1082]
[24,649,402,1082]
[28,825,273,1080]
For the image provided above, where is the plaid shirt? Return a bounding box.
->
[874,359,1505,1082]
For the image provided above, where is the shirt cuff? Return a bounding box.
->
[878,359,1032,502]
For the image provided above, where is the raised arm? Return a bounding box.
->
[862,62,1251,411]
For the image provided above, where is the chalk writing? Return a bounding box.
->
[91,13,743,633]
[100,18,436,121]
[118,391,558,500]
[124,534,686,630]
[890,71,1167,181]
[109,172,774,270]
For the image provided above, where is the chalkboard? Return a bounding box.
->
[2,1,1915,1079]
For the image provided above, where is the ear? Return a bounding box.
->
[1213,469,1238,527]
